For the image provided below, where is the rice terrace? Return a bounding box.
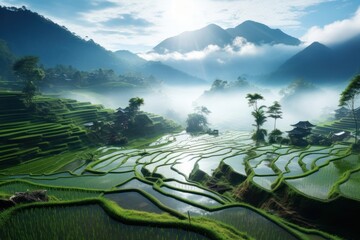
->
[1,1,360,240]
[0,91,359,240]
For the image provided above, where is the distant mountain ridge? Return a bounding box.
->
[153,20,300,53]
[0,6,205,85]
[271,36,360,84]
[226,20,300,46]
[114,50,205,84]
[154,24,233,53]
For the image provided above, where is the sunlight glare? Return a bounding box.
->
[169,0,202,31]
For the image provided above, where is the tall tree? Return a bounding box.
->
[186,106,211,133]
[128,97,144,117]
[267,101,282,130]
[13,56,45,106]
[115,97,144,130]
[246,93,267,143]
[246,93,264,112]
[339,74,360,144]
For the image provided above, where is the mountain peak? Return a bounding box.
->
[153,24,232,53]
[299,42,332,56]
[238,20,268,28]
[203,23,223,30]
[227,20,301,46]
[307,41,329,49]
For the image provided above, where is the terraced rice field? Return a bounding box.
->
[0,92,113,168]
[1,130,357,239]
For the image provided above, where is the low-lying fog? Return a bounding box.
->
[62,82,344,132]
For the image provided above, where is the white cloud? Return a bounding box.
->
[0,0,332,51]
[139,45,221,61]
[139,40,303,81]
[301,7,360,45]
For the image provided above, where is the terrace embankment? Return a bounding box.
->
[0,91,180,170]
[203,158,360,240]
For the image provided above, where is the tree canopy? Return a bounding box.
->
[267,101,282,130]
[339,74,360,144]
[246,93,264,111]
[13,56,45,106]
[186,106,211,133]
[246,93,267,143]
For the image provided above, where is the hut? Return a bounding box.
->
[287,121,315,146]
[334,107,350,120]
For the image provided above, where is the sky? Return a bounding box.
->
[0,0,359,52]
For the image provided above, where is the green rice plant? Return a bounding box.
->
[23,172,134,190]
[0,180,101,201]
[0,204,211,240]
[339,168,360,200]
[204,206,299,240]
[104,191,165,214]
[286,156,359,200]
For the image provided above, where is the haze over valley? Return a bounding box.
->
[1,3,359,131]
[0,1,360,240]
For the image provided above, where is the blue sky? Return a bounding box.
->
[0,0,359,52]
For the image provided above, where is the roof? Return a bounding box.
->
[287,127,312,135]
[83,122,94,127]
[334,131,350,136]
[291,121,315,129]
[335,107,349,112]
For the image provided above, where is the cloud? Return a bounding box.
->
[102,14,153,28]
[301,6,360,45]
[0,0,336,51]
[139,39,303,80]
[140,38,300,61]
[139,45,221,61]
[0,0,118,18]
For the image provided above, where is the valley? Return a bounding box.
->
[0,2,360,240]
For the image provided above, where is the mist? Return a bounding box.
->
[140,41,303,81]
[61,81,343,135]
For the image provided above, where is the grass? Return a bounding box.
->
[0,203,209,240]
[0,149,96,175]
[338,167,360,200]
[0,199,251,240]
[204,206,299,240]
[0,180,101,201]
[0,109,354,240]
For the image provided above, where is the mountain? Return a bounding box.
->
[0,39,15,80]
[0,6,123,72]
[226,20,301,46]
[153,21,300,53]
[154,24,232,54]
[332,34,360,78]
[114,51,205,85]
[271,36,360,84]
[0,6,204,85]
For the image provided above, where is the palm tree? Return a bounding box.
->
[246,93,267,143]
[251,105,267,142]
[267,101,282,130]
[246,93,264,111]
